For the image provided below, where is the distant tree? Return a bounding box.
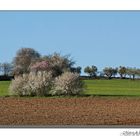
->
[70,66,82,74]
[131,68,138,80]
[126,67,139,80]
[84,66,90,76]
[84,65,98,78]
[126,67,132,79]
[118,66,127,79]
[0,62,13,76]
[136,69,140,78]
[13,48,41,75]
[103,67,116,79]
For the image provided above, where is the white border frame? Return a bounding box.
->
[0,0,140,10]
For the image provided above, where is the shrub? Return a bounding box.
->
[51,72,83,96]
[27,71,52,96]
[9,71,52,96]
[9,74,29,96]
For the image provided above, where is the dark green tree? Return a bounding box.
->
[84,65,98,78]
[118,66,127,79]
[103,67,116,79]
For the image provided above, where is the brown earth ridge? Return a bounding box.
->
[0,97,140,126]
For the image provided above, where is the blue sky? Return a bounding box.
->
[0,11,140,74]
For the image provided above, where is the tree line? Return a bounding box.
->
[0,47,140,80]
[84,65,140,80]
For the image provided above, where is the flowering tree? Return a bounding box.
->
[30,60,50,72]
[42,53,75,77]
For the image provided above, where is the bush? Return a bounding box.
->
[9,74,29,96]
[27,71,52,96]
[9,71,52,96]
[51,72,83,96]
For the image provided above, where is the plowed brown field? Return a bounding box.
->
[0,97,140,126]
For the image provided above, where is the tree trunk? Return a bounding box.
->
[132,74,135,80]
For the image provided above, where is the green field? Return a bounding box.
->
[0,79,140,96]
[84,79,140,96]
[0,81,10,96]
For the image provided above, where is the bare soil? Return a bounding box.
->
[0,97,140,126]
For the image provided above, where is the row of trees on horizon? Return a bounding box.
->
[0,47,140,80]
[84,65,140,80]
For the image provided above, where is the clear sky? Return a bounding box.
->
[0,11,140,74]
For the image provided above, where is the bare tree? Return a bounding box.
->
[13,48,40,75]
[0,62,13,76]
[70,66,82,74]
